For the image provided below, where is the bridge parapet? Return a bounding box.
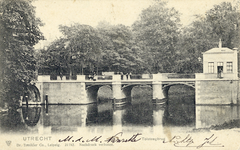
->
[152,74,167,81]
[112,75,121,81]
[37,75,51,82]
[37,75,86,82]
[167,73,195,79]
[195,73,238,80]
[76,75,85,81]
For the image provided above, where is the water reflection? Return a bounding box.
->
[41,105,98,133]
[0,99,195,134]
[22,105,41,127]
[124,99,153,126]
[2,92,240,134]
[112,107,126,132]
[164,86,195,127]
[153,104,165,126]
[152,104,165,135]
[196,105,240,128]
[163,104,195,126]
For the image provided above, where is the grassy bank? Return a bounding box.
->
[210,119,240,130]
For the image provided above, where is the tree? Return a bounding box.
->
[97,23,142,73]
[0,0,43,108]
[205,2,240,48]
[58,24,103,76]
[173,22,215,73]
[174,2,240,73]
[36,38,69,77]
[132,0,181,73]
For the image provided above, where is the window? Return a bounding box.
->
[208,62,214,73]
[226,62,233,73]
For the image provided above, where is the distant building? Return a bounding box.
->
[195,42,239,105]
[202,42,238,79]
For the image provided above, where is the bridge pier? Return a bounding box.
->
[112,75,128,105]
[152,74,166,104]
[112,82,124,100]
[152,81,166,104]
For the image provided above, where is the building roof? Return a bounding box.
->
[203,47,234,54]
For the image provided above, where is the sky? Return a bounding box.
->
[32,0,238,49]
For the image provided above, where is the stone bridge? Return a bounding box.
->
[22,72,240,106]
[23,73,196,106]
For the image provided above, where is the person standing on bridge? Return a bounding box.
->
[129,72,132,80]
[93,72,97,81]
[60,72,63,80]
[120,72,123,80]
[123,73,127,80]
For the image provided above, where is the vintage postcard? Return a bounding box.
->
[0,0,240,149]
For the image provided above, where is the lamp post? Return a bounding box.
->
[64,41,73,79]
[197,56,203,73]
[198,57,202,63]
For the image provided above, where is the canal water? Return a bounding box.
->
[1,85,240,134]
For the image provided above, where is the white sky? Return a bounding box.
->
[33,0,238,49]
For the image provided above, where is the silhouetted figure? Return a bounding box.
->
[120,72,123,80]
[129,72,132,80]
[60,72,63,80]
[93,72,97,81]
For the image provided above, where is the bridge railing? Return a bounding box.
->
[85,74,153,81]
[38,73,196,82]
[97,75,113,80]
[165,73,195,79]
[130,74,153,80]
[85,75,113,81]
[49,75,78,80]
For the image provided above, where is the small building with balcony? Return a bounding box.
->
[201,46,238,79]
[195,43,240,105]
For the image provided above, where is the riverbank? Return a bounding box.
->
[210,119,240,130]
[192,119,240,131]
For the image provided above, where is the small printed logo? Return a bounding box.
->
[6,141,11,146]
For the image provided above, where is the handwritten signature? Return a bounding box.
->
[105,132,142,143]
[163,134,224,149]
[58,132,142,143]
[58,132,224,148]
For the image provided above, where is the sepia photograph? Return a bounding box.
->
[0,0,240,149]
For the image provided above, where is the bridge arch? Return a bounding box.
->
[163,83,195,90]
[86,85,112,102]
[163,83,195,104]
[23,85,41,104]
[122,84,152,98]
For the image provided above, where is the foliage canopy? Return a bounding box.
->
[0,0,43,107]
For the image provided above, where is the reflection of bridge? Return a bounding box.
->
[28,73,196,106]
[19,99,240,132]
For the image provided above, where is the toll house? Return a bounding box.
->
[202,42,238,79]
